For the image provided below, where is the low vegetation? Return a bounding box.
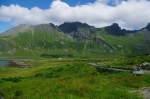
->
[0,59,150,99]
[0,22,150,98]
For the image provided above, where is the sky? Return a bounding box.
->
[0,0,150,32]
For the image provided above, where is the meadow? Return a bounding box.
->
[0,58,150,99]
[0,23,150,98]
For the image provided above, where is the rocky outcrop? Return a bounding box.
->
[132,62,150,75]
[9,60,31,68]
[140,62,150,70]
[145,23,150,31]
[141,87,150,99]
[105,23,137,36]
[59,22,96,40]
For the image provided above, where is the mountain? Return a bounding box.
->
[59,22,117,50]
[0,22,149,58]
[1,24,31,35]
[59,22,96,40]
[144,23,150,31]
[105,23,137,36]
[0,23,74,57]
[1,23,60,35]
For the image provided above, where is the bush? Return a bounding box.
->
[40,53,73,58]
[1,77,21,83]
[15,90,23,96]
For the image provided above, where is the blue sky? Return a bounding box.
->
[0,0,96,32]
[0,21,13,32]
[0,0,96,9]
[0,0,150,33]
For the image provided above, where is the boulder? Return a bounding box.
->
[140,62,150,70]
[9,60,31,68]
[132,65,144,75]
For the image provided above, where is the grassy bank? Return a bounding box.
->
[0,59,150,99]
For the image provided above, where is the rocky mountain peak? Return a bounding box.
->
[58,22,95,34]
[145,23,150,31]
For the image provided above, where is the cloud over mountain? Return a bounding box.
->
[0,0,150,30]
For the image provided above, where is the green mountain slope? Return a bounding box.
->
[0,22,149,58]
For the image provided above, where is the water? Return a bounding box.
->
[0,60,10,67]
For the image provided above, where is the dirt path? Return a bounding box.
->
[89,63,131,72]
[142,88,150,99]
[144,70,150,74]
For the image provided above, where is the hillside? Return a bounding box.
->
[0,22,149,58]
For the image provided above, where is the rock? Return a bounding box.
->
[0,96,4,99]
[132,70,144,75]
[140,62,150,70]
[142,88,150,99]
[132,65,144,75]
[9,60,31,68]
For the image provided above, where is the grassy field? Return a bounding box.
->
[0,58,150,99]
[0,19,150,99]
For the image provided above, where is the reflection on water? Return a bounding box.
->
[0,60,10,67]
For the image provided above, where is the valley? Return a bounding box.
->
[0,22,150,99]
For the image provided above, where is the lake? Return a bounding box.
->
[0,60,10,67]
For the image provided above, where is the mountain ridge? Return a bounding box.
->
[0,21,149,57]
[2,22,149,35]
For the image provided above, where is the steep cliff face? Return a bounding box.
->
[105,23,137,36]
[59,22,96,40]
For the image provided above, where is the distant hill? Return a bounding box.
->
[1,24,31,35]
[1,23,59,35]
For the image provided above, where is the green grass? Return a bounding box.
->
[0,29,149,98]
[0,21,149,99]
[0,28,147,58]
[0,59,150,99]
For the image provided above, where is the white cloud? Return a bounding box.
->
[0,0,150,30]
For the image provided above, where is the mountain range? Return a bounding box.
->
[0,22,150,58]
